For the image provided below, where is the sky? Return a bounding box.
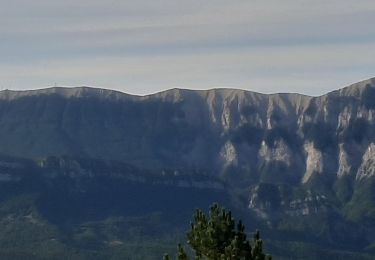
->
[0,0,374,96]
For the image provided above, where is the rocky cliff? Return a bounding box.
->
[0,78,373,184]
[0,78,374,256]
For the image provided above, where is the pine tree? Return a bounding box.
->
[177,244,188,260]
[164,203,272,260]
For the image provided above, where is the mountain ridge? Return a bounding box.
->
[0,76,374,100]
[0,77,373,258]
[0,77,373,176]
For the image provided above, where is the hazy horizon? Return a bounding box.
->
[1,0,374,96]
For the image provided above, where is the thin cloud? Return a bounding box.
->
[0,0,374,94]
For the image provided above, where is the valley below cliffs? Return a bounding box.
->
[0,78,373,259]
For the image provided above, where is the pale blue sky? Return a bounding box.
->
[0,0,374,95]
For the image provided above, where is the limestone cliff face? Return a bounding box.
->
[356,143,375,180]
[0,78,373,188]
[0,79,374,255]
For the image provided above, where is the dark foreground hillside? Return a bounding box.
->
[0,155,233,259]
[0,155,373,259]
